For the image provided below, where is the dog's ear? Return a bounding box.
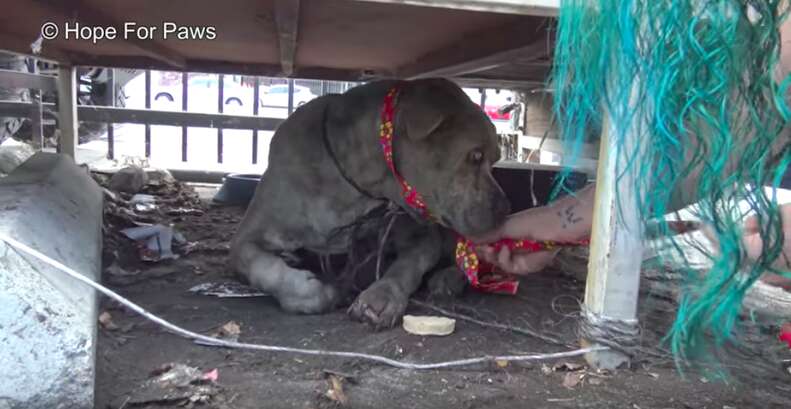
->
[404,106,444,141]
[398,79,463,140]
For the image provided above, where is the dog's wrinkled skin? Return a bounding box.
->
[230,79,510,327]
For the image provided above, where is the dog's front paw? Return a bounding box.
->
[348,279,407,329]
[427,266,467,299]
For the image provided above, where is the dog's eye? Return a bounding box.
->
[469,150,483,164]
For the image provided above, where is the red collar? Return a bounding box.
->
[379,85,434,221]
[378,85,588,295]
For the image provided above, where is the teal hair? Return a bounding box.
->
[551,0,791,367]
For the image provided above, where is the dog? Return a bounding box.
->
[230,78,510,328]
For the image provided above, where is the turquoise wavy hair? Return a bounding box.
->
[551,0,791,366]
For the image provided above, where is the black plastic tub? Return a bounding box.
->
[212,173,261,205]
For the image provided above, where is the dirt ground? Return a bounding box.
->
[93,178,791,409]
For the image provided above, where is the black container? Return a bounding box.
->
[212,173,261,205]
[492,163,589,212]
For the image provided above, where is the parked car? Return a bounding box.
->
[122,73,254,114]
[463,88,514,122]
[259,84,317,108]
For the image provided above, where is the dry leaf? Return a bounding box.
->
[325,374,348,405]
[211,321,241,342]
[495,360,509,368]
[541,364,553,375]
[562,372,583,389]
[99,311,119,330]
[588,377,603,386]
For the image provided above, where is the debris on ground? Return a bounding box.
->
[402,315,456,336]
[201,368,219,383]
[0,138,35,175]
[209,321,242,342]
[562,371,584,389]
[109,165,148,193]
[145,168,176,187]
[99,311,119,331]
[323,374,349,406]
[105,262,138,278]
[121,224,187,261]
[189,281,270,298]
[167,207,205,216]
[111,363,221,408]
[553,362,585,372]
[130,194,157,213]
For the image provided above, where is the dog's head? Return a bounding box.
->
[393,78,510,237]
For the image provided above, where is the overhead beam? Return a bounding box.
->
[349,0,559,16]
[274,0,301,76]
[397,17,551,79]
[32,0,186,68]
[451,77,545,90]
[64,54,373,81]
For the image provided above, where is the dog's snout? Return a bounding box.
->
[492,190,511,221]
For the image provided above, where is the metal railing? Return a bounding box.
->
[0,66,360,166]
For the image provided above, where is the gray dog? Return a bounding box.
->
[230,78,510,327]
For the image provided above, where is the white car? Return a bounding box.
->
[259,84,317,109]
[122,72,254,114]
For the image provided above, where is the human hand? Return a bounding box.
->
[701,203,791,288]
[742,203,791,287]
[475,244,559,276]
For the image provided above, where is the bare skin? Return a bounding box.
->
[470,183,595,275]
[474,185,791,289]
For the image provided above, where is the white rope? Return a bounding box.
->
[0,233,607,370]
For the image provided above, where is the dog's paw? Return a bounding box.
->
[348,279,407,329]
[427,266,467,299]
[276,269,339,314]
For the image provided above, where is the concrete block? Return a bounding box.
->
[0,139,35,175]
[0,152,103,409]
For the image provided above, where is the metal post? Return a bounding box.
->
[106,68,115,160]
[181,72,188,162]
[217,74,224,163]
[144,70,151,158]
[56,65,78,159]
[287,78,294,115]
[479,88,486,108]
[252,76,260,164]
[320,80,327,96]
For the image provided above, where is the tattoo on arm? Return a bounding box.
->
[558,204,584,229]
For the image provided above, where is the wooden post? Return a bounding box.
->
[56,65,78,159]
[30,89,43,150]
[581,111,643,370]
[106,68,115,160]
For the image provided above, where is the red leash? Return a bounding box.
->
[378,85,590,295]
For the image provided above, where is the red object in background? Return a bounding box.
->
[484,105,511,121]
[780,322,791,348]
